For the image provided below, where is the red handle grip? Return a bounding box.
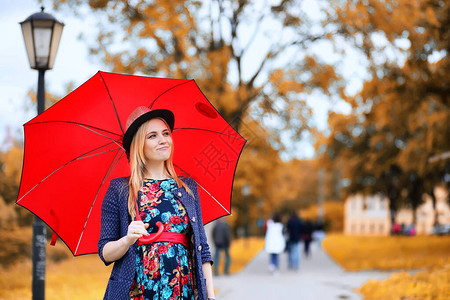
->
[138,221,164,246]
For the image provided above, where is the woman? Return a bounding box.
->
[264,213,285,275]
[98,106,215,300]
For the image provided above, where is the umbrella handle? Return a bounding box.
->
[138,221,164,245]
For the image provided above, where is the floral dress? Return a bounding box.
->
[130,178,195,300]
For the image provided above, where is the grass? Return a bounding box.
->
[0,244,112,300]
[358,267,450,300]
[322,234,450,271]
[322,234,450,300]
[214,237,265,274]
[0,237,264,299]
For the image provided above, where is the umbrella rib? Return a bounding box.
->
[17,143,122,203]
[99,72,125,135]
[148,81,192,109]
[75,148,126,255]
[25,120,122,139]
[26,121,124,151]
[173,127,246,141]
[174,164,230,215]
[75,145,123,161]
[77,124,123,149]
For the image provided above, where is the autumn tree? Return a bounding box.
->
[0,142,35,227]
[319,0,450,225]
[269,158,342,211]
[274,159,320,210]
[229,120,283,235]
[51,0,344,143]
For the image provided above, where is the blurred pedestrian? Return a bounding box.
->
[212,219,232,275]
[286,211,303,271]
[392,222,401,235]
[302,220,313,258]
[312,221,326,249]
[409,224,416,236]
[265,213,285,275]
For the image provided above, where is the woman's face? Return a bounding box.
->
[143,118,173,163]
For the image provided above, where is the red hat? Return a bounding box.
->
[122,106,174,155]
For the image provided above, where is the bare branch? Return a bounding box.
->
[247,53,270,89]
[241,8,267,57]
[228,1,250,84]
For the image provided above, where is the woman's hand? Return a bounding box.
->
[102,221,149,263]
[125,221,149,246]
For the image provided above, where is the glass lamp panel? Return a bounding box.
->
[33,25,52,69]
[47,22,63,69]
[20,21,36,68]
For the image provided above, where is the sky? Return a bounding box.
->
[0,1,359,158]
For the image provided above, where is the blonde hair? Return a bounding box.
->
[127,118,191,219]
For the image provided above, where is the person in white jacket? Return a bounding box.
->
[264,213,285,274]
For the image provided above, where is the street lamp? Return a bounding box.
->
[20,7,64,300]
[317,167,325,223]
[242,184,251,237]
[20,7,64,70]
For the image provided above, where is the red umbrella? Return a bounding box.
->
[17,71,246,256]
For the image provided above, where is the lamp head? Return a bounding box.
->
[20,7,64,70]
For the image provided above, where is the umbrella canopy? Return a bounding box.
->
[17,71,246,256]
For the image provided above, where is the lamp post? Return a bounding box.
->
[20,7,64,300]
[317,167,325,223]
[242,184,251,237]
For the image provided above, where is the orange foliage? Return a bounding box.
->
[323,234,450,300]
[215,237,264,275]
[323,234,450,271]
[0,254,111,300]
[52,0,346,152]
[2,143,23,185]
[321,0,450,201]
[269,69,304,95]
[231,120,281,233]
[300,201,344,232]
[0,196,17,229]
[358,265,450,300]
[0,226,32,267]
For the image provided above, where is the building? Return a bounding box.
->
[344,186,450,235]
[396,186,450,234]
[344,193,391,235]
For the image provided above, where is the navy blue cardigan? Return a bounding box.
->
[98,177,213,300]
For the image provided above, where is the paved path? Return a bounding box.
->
[213,243,393,300]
